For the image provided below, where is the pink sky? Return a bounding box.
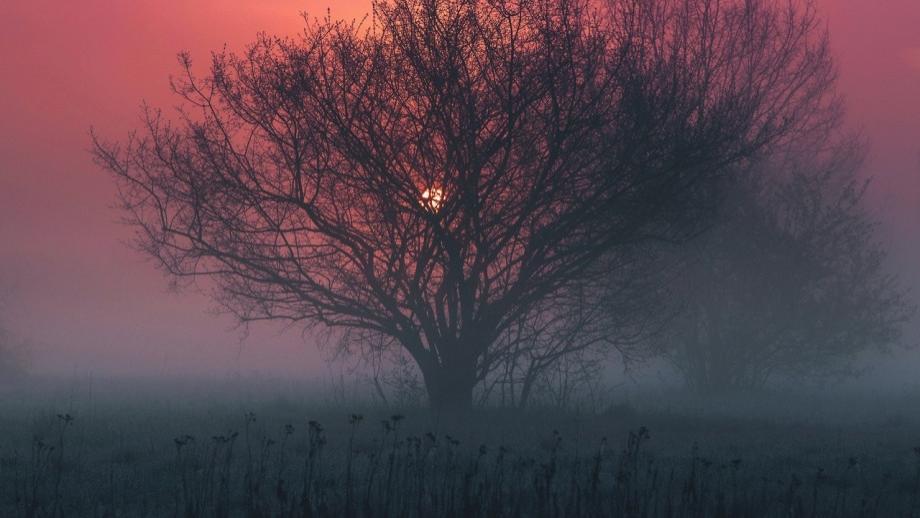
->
[0,0,917,379]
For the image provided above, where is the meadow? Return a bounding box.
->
[1,376,920,517]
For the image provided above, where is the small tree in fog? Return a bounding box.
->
[0,332,27,380]
[661,142,913,392]
[0,303,29,381]
[94,0,838,410]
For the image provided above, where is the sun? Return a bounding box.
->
[421,186,443,211]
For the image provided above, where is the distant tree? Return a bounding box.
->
[94,0,838,410]
[0,296,29,381]
[661,142,914,392]
[0,327,28,380]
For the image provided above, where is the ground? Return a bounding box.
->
[1,376,919,517]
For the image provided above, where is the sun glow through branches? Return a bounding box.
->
[421,187,443,212]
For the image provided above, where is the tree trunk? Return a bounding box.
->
[420,361,476,413]
[517,359,541,410]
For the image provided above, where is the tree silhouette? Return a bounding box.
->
[479,247,669,408]
[94,0,838,410]
[661,141,913,392]
[0,295,28,381]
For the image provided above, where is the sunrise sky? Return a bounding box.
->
[0,0,918,379]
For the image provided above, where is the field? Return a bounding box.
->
[1,377,920,517]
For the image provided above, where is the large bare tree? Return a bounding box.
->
[94,0,837,410]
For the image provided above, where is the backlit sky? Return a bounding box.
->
[0,0,917,379]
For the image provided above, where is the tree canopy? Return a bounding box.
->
[94,0,839,410]
[660,141,913,391]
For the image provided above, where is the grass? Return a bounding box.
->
[1,377,920,517]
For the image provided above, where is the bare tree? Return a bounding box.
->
[0,297,28,381]
[661,140,914,392]
[0,327,20,380]
[93,0,837,410]
[482,247,668,409]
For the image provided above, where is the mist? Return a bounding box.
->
[1,0,919,516]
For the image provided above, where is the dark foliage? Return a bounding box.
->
[5,410,920,517]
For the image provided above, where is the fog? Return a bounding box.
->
[0,0,916,387]
[1,2,920,516]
